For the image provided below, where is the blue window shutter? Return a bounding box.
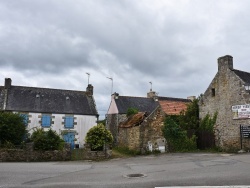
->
[42,115,51,127]
[20,114,28,126]
[65,116,74,128]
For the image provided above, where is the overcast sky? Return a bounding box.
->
[1,0,250,119]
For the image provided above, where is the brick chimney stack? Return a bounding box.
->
[86,84,93,96]
[4,78,12,89]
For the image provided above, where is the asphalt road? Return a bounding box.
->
[1,152,250,188]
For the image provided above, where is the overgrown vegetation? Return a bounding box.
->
[126,107,139,117]
[179,99,199,130]
[162,98,219,152]
[199,112,218,132]
[31,128,64,150]
[85,123,113,151]
[162,116,197,152]
[162,99,199,152]
[0,112,27,147]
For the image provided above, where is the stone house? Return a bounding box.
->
[199,55,250,150]
[118,106,166,153]
[106,90,192,149]
[0,78,98,149]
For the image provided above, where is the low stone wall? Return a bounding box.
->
[0,143,71,162]
[83,144,112,160]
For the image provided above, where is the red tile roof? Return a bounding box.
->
[159,100,189,115]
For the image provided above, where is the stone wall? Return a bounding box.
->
[199,55,250,151]
[0,143,71,162]
[83,144,112,160]
[118,107,166,153]
[106,113,126,145]
[118,126,141,150]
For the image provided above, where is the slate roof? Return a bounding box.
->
[0,85,98,115]
[233,69,250,84]
[158,97,191,115]
[115,96,159,114]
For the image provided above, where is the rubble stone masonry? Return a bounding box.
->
[199,55,250,151]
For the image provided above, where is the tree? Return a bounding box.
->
[179,99,199,130]
[85,123,113,151]
[31,128,64,150]
[0,111,27,146]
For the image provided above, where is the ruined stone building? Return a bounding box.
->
[106,90,192,151]
[199,55,250,150]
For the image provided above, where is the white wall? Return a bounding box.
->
[25,112,97,148]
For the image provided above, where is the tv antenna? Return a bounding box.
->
[107,77,113,95]
[86,73,90,85]
[149,81,152,91]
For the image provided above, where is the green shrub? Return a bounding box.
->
[85,123,113,151]
[126,107,139,117]
[199,112,218,132]
[0,112,27,146]
[162,116,197,152]
[31,128,64,150]
[179,98,199,130]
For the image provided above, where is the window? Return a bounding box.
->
[64,116,74,128]
[20,114,28,126]
[41,114,51,127]
[212,88,215,97]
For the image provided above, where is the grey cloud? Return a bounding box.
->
[1,0,250,119]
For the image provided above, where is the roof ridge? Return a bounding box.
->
[10,85,85,93]
[119,95,148,99]
[233,69,250,74]
[158,96,190,101]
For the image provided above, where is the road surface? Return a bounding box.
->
[1,152,250,188]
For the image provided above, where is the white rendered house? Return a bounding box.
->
[0,78,99,149]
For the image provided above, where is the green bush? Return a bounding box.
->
[126,107,139,117]
[199,112,218,132]
[0,112,27,146]
[85,123,113,151]
[31,128,64,150]
[179,99,199,130]
[162,116,197,152]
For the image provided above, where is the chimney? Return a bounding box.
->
[218,55,233,72]
[112,92,119,99]
[86,84,93,96]
[147,90,156,98]
[187,96,196,101]
[4,78,12,89]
